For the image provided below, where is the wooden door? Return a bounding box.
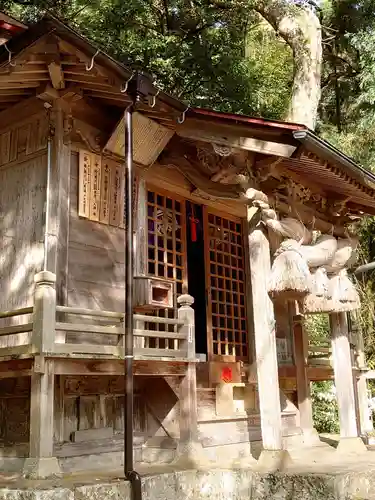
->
[204,209,248,362]
[145,186,187,348]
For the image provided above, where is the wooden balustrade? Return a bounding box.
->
[0,306,34,356]
[308,342,332,366]
[0,276,195,360]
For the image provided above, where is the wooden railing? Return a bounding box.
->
[0,307,34,356]
[0,271,195,361]
[308,341,332,366]
[54,306,189,358]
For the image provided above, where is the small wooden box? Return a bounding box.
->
[133,276,174,311]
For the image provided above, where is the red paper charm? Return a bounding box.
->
[221,366,233,383]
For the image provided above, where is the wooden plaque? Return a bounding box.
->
[109,162,124,227]
[89,153,101,221]
[78,150,91,218]
[99,158,111,224]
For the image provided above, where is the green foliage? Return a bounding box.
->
[304,314,330,345]
[0,0,294,117]
[311,381,340,434]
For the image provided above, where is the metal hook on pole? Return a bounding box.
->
[86,49,100,71]
[121,72,135,93]
[177,106,189,124]
[4,44,16,67]
[150,89,160,108]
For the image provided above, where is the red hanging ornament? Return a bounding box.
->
[189,205,199,243]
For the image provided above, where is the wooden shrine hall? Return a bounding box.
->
[0,13,374,477]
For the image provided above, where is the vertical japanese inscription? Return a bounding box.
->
[109,162,124,226]
[99,159,111,224]
[78,150,91,218]
[89,154,101,221]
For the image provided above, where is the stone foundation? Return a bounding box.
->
[2,467,375,500]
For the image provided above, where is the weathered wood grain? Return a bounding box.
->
[0,144,46,347]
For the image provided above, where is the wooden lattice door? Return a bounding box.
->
[204,209,248,361]
[146,186,187,347]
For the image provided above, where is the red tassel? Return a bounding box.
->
[190,216,198,242]
[189,206,199,242]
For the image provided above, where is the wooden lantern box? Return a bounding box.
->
[133,276,174,311]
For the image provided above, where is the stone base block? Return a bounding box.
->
[302,428,321,447]
[256,449,292,472]
[336,437,367,455]
[22,457,62,479]
[172,441,212,469]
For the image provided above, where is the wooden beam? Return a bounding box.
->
[48,61,65,90]
[51,357,188,376]
[36,83,60,102]
[178,126,296,157]
[177,117,299,146]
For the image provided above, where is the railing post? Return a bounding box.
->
[23,272,60,478]
[31,271,57,353]
[174,294,206,467]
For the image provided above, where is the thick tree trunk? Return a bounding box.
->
[254,1,322,129]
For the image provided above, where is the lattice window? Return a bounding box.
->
[206,212,248,361]
[146,188,187,349]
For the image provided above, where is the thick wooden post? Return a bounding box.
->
[174,294,206,466]
[247,217,290,469]
[23,272,60,478]
[31,271,57,353]
[293,310,320,445]
[330,312,367,454]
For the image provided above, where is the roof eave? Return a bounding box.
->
[0,14,187,114]
[293,130,375,189]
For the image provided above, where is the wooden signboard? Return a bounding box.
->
[78,149,125,228]
[99,159,111,224]
[104,112,174,167]
[78,150,91,218]
[109,162,124,227]
[89,154,101,221]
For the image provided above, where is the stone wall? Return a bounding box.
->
[1,468,375,500]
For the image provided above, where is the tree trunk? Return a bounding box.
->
[254,1,322,130]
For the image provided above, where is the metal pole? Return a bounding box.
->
[124,103,142,500]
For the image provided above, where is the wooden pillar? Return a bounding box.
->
[46,100,71,303]
[247,216,290,469]
[330,312,367,453]
[293,309,320,445]
[351,315,373,435]
[23,271,60,478]
[174,294,206,466]
[134,176,147,277]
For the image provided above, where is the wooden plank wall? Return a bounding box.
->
[0,113,47,346]
[55,376,147,445]
[68,152,125,313]
[67,152,125,344]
